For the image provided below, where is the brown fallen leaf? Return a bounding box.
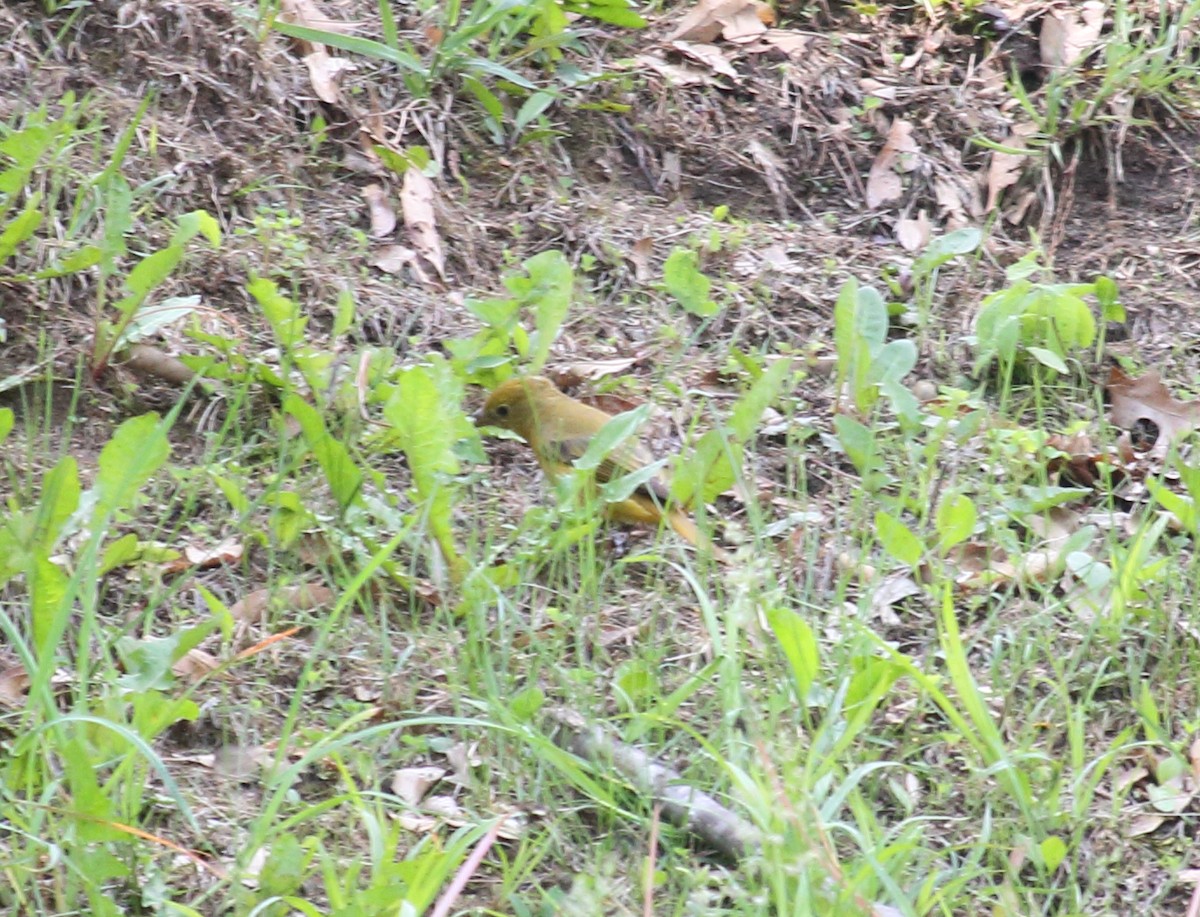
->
[391,766,446,806]
[1040,1,1105,73]
[362,183,397,238]
[371,244,417,274]
[229,583,334,625]
[866,118,919,209]
[161,537,245,575]
[401,167,446,285]
[304,48,355,104]
[0,666,30,709]
[671,40,739,79]
[1107,366,1200,446]
[634,54,720,88]
[985,123,1035,213]
[172,648,223,683]
[896,210,932,251]
[668,0,771,44]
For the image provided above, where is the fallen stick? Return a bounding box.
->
[544,706,903,917]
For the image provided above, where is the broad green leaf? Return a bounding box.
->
[0,407,12,444]
[833,414,876,477]
[94,413,170,519]
[935,493,977,550]
[32,456,80,554]
[520,250,573,372]
[249,276,306,349]
[0,192,43,263]
[729,357,791,442]
[766,606,819,702]
[383,364,469,577]
[515,91,557,131]
[875,510,923,566]
[913,227,981,276]
[284,395,363,510]
[116,617,221,692]
[30,554,69,653]
[670,428,739,506]
[574,403,652,471]
[510,685,546,721]
[663,248,719,317]
[1027,346,1068,374]
[100,533,144,575]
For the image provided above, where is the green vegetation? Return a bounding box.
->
[3,1,1200,915]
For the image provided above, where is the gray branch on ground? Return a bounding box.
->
[544,706,904,917]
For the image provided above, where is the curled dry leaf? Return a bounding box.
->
[1040,1,1105,73]
[671,40,739,80]
[172,648,222,683]
[279,0,350,37]
[371,244,416,274]
[668,0,772,44]
[754,30,811,59]
[866,118,919,209]
[896,210,932,251]
[229,583,334,624]
[1107,366,1200,446]
[391,766,446,806]
[634,54,719,87]
[304,49,355,104]
[627,236,653,281]
[985,123,1035,213]
[401,167,446,284]
[162,537,245,575]
[0,666,30,708]
[556,357,640,387]
[361,183,397,238]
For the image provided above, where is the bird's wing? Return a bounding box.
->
[544,435,672,504]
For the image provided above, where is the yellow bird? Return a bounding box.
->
[477,376,724,558]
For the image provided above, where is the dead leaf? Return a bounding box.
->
[1040,2,1105,73]
[557,357,640,386]
[866,119,919,209]
[162,537,244,575]
[172,648,222,683]
[668,0,771,44]
[896,210,932,251]
[304,48,355,104]
[0,666,30,708]
[871,572,921,625]
[361,183,397,238]
[371,244,417,274]
[278,0,350,36]
[1126,812,1166,836]
[985,123,1035,213]
[628,236,654,282]
[391,766,446,806]
[671,40,739,80]
[1107,366,1200,447]
[634,54,719,88]
[755,30,811,59]
[400,167,446,284]
[229,583,334,624]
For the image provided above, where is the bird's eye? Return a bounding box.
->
[496,405,510,417]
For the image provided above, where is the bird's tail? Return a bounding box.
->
[668,509,729,563]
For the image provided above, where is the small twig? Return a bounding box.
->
[643,801,661,917]
[429,815,507,917]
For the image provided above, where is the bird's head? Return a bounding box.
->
[476,375,560,441]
